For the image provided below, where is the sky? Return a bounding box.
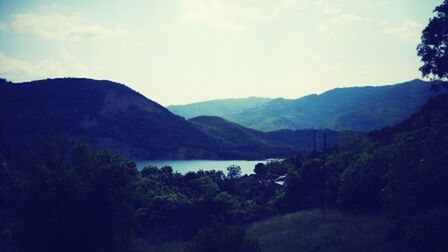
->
[0,0,442,105]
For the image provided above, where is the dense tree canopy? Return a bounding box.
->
[417,0,448,80]
[1,94,448,252]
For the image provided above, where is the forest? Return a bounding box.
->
[1,92,447,252]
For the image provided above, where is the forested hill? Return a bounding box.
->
[170,79,447,132]
[0,78,340,160]
[168,97,272,119]
[0,78,219,159]
[264,93,448,251]
[189,116,341,157]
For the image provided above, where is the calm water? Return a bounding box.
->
[135,160,272,174]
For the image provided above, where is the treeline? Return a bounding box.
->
[278,94,448,251]
[0,138,289,252]
[1,94,448,252]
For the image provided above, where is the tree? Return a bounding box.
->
[18,140,137,252]
[226,165,242,180]
[417,0,448,80]
[254,163,267,178]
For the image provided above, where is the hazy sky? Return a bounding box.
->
[0,0,442,105]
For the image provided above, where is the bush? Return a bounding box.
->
[184,220,260,252]
[17,140,136,252]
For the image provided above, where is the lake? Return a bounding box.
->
[135,160,274,174]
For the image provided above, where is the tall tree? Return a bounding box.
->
[417,0,448,80]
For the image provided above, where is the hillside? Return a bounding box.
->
[168,97,271,119]
[189,116,343,158]
[138,210,392,252]
[275,93,448,251]
[189,116,269,147]
[170,79,446,132]
[0,78,337,160]
[0,78,219,159]
[247,210,393,252]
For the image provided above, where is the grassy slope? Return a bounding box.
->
[133,241,184,252]
[138,210,394,252]
[247,210,394,252]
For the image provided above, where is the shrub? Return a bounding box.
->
[184,220,260,252]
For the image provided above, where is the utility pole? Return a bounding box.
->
[323,132,327,153]
[322,131,327,215]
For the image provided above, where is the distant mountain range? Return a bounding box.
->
[0,78,341,160]
[169,97,271,119]
[169,79,447,132]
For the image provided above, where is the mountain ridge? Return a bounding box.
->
[168,97,272,119]
[0,78,218,159]
[169,79,447,132]
[0,78,340,160]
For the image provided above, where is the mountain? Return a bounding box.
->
[0,78,339,160]
[189,116,269,147]
[168,97,271,119]
[370,92,448,144]
[189,116,342,158]
[0,78,220,159]
[169,79,447,132]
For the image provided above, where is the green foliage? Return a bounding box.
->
[337,147,387,212]
[132,93,448,250]
[282,156,327,211]
[226,165,242,179]
[273,95,448,250]
[0,154,18,250]
[10,139,137,252]
[248,210,393,252]
[184,220,260,252]
[131,162,279,242]
[2,93,448,251]
[265,160,291,175]
[417,0,448,80]
[254,163,267,178]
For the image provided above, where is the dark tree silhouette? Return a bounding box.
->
[417,0,448,80]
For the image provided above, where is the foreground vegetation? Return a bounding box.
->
[1,94,447,252]
[248,210,393,252]
[134,210,394,252]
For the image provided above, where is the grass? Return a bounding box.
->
[247,209,394,252]
[134,209,395,252]
[132,240,185,252]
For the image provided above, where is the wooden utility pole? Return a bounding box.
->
[323,132,327,153]
[322,131,327,215]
